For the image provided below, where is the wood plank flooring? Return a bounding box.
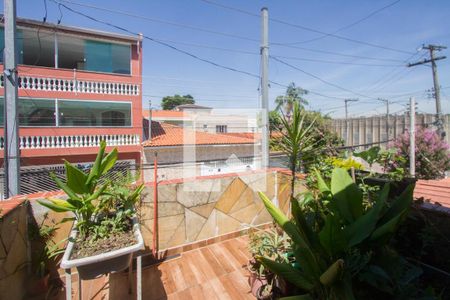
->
[108,236,255,300]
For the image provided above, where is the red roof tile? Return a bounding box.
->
[223,131,283,141]
[0,198,26,217]
[414,178,450,208]
[142,122,255,147]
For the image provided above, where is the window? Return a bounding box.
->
[0,97,55,126]
[216,125,227,133]
[58,100,131,127]
[17,27,55,68]
[19,98,56,126]
[57,34,131,74]
[0,98,131,127]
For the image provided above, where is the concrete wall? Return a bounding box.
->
[140,171,297,251]
[0,201,29,300]
[331,113,450,149]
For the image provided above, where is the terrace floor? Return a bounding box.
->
[55,236,255,300]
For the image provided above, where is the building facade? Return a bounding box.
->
[142,121,258,182]
[144,109,257,134]
[0,18,143,168]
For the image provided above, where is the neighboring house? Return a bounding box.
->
[143,108,258,134]
[0,18,143,165]
[0,18,143,195]
[142,121,259,181]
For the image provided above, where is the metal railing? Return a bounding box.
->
[0,160,135,200]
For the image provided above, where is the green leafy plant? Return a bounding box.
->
[279,102,319,200]
[29,214,65,278]
[37,141,118,238]
[256,168,414,299]
[354,146,406,181]
[248,228,291,277]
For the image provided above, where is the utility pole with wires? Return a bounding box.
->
[148,99,152,142]
[260,7,269,168]
[409,97,416,177]
[344,98,358,146]
[408,44,446,139]
[3,0,20,198]
[378,98,390,140]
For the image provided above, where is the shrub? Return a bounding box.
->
[392,127,450,179]
[257,168,418,299]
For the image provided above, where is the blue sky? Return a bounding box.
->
[11,0,450,117]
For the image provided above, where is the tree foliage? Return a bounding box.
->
[269,110,282,135]
[161,94,195,110]
[275,82,309,116]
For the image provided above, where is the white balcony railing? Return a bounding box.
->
[0,74,140,96]
[0,134,140,150]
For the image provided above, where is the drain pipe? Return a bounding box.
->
[152,152,158,258]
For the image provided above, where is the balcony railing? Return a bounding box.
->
[0,74,140,96]
[0,134,140,150]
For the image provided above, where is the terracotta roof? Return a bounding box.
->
[414,178,450,209]
[222,132,260,141]
[143,110,185,119]
[142,122,255,147]
[223,131,283,141]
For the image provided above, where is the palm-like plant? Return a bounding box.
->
[38,141,118,237]
[256,168,414,299]
[279,101,318,199]
[275,82,309,118]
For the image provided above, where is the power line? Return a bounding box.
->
[270,56,378,100]
[50,0,262,80]
[270,55,402,67]
[49,0,427,108]
[199,0,414,55]
[53,0,260,43]
[285,0,402,45]
[52,0,408,64]
[272,44,407,63]
[362,51,423,94]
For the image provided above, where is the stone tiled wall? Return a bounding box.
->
[0,201,29,300]
[140,171,300,251]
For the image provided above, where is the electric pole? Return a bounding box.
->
[378,98,390,141]
[409,97,415,177]
[148,100,152,142]
[260,7,269,168]
[408,44,446,139]
[4,0,20,198]
[344,99,358,146]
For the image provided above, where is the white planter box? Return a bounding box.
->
[60,217,144,280]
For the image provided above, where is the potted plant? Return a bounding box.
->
[256,282,282,300]
[38,141,145,280]
[27,214,65,297]
[247,228,290,298]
